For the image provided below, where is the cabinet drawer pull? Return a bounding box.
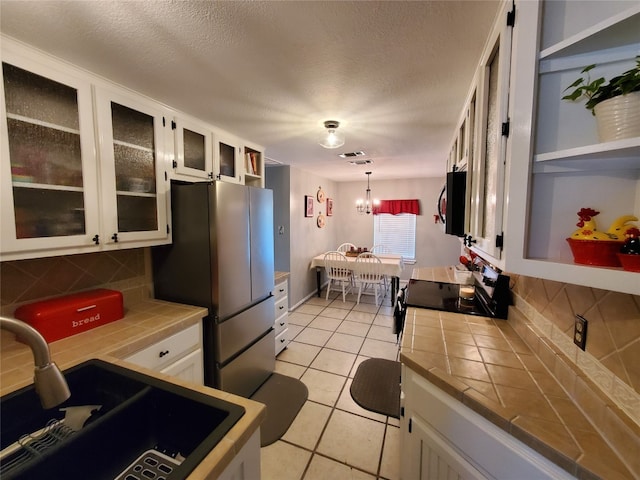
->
[280,338,286,343]
[278,306,284,310]
[159,350,170,358]
[279,288,285,293]
[279,321,285,327]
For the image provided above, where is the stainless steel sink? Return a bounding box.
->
[0,359,245,479]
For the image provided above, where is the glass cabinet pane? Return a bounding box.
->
[13,189,85,238]
[482,48,500,240]
[116,195,158,232]
[219,141,236,178]
[3,62,88,242]
[184,128,206,171]
[109,101,158,232]
[3,63,79,129]
[7,118,83,187]
[111,102,154,148]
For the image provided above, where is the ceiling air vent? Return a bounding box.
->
[348,159,373,166]
[339,151,366,158]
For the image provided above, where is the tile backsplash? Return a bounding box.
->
[509,273,640,395]
[509,273,640,427]
[0,249,152,315]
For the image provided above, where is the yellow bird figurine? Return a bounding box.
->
[607,215,638,240]
[570,208,616,240]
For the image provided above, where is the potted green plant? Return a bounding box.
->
[562,56,640,142]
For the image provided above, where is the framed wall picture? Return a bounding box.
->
[305,195,314,217]
[326,198,333,216]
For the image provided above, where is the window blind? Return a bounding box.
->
[373,213,416,261]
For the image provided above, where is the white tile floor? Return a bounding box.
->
[260,287,401,480]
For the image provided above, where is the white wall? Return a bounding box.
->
[268,166,463,307]
[336,176,462,278]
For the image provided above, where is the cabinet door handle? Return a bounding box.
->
[111,233,118,243]
[159,350,170,358]
[279,288,285,293]
[92,235,100,245]
[280,321,285,327]
[279,306,284,310]
[280,338,286,343]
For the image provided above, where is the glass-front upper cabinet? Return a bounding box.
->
[0,50,100,258]
[467,2,513,261]
[214,129,243,184]
[171,115,213,180]
[94,86,169,246]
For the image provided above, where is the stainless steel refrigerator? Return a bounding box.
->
[152,181,275,397]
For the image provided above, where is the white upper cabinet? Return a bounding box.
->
[171,115,213,181]
[1,36,266,261]
[465,1,514,260]
[504,0,640,294]
[0,42,101,259]
[94,85,170,248]
[214,129,243,184]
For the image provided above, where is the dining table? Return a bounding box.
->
[310,252,405,303]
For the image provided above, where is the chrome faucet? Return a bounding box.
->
[1,316,70,409]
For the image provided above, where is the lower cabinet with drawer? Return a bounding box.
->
[274,276,290,355]
[124,323,204,385]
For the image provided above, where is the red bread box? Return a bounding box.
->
[14,289,124,343]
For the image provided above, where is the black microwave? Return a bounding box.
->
[445,171,466,237]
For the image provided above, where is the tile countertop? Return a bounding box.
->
[400,267,634,480]
[0,298,266,480]
[275,271,290,283]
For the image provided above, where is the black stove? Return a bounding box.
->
[404,280,487,315]
[404,265,511,319]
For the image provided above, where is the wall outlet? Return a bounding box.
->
[573,315,588,350]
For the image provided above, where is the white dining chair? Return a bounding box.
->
[337,242,356,253]
[370,245,390,254]
[354,252,386,306]
[323,251,353,302]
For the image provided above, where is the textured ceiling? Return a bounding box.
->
[0,0,501,182]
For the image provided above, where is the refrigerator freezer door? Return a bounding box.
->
[215,328,275,398]
[249,187,275,302]
[213,296,275,364]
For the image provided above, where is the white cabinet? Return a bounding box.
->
[503,0,640,294]
[124,323,204,385]
[94,85,170,248]
[0,43,101,259]
[0,38,171,261]
[400,365,575,480]
[463,1,514,260]
[170,115,213,181]
[215,129,243,184]
[274,276,290,355]
[216,429,261,480]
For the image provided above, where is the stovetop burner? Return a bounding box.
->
[404,265,511,319]
[404,279,490,316]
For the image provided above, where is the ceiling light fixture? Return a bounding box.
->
[319,120,345,149]
[356,171,379,215]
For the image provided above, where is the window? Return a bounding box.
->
[373,213,416,261]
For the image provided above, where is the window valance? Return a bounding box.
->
[373,199,421,215]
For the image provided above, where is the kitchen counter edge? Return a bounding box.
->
[0,298,266,480]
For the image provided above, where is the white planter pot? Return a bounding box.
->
[593,91,640,142]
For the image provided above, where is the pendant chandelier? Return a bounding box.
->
[356,171,379,214]
[318,120,345,149]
